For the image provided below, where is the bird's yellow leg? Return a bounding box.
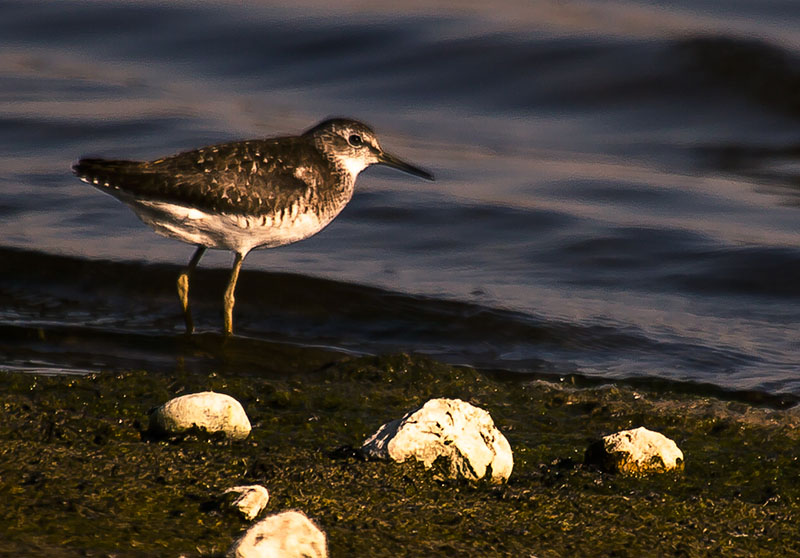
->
[177,246,206,333]
[223,252,245,336]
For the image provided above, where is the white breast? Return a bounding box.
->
[125,198,331,255]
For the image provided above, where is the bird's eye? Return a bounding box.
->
[348,134,363,147]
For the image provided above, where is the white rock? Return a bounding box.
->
[150,391,251,440]
[590,426,684,475]
[227,510,327,558]
[361,397,513,483]
[224,485,270,521]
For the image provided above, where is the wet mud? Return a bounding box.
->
[1,350,798,557]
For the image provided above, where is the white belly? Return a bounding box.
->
[127,199,332,255]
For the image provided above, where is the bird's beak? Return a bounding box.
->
[377,150,435,181]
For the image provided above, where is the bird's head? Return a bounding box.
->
[305,118,434,181]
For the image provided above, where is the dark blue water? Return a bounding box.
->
[1,0,799,399]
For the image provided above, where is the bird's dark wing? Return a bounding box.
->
[73,137,333,216]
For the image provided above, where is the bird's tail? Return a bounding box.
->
[72,158,145,189]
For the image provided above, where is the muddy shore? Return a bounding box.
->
[1,341,798,557]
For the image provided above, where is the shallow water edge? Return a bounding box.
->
[2,245,798,407]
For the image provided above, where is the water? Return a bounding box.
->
[1,0,799,400]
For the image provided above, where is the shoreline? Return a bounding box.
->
[2,245,796,404]
[1,350,798,556]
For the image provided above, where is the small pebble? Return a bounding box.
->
[224,485,270,521]
[149,391,251,440]
[586,426,684,475]
[227,510,327,558]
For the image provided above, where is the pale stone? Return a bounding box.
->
[224,485,270,521]
[227,510,327,558]
[587,426,684,475]
[361,397,513,483]
[150,391,251,440]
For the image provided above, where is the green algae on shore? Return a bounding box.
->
[1,352,799,557]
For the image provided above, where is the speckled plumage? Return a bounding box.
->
[72,118,434,335]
